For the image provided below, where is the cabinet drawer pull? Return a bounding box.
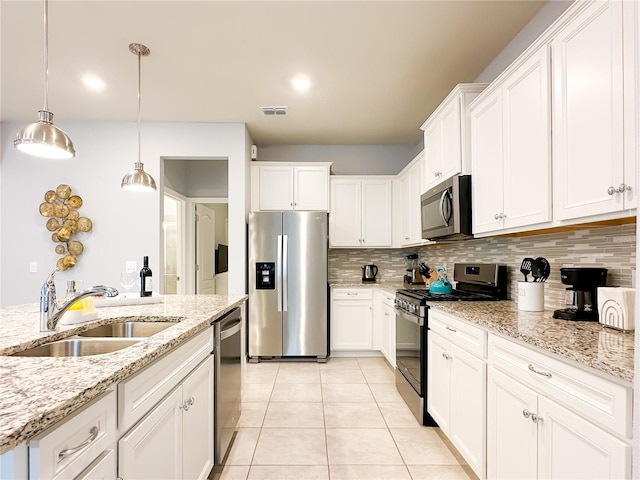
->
[445,326,457,333]
[58,426,99,460]
[346,293,358,296]
[528,364,552,378]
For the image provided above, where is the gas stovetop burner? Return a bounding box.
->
[397,289,497,303]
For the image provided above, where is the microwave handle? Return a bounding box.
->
[440,190,452,226]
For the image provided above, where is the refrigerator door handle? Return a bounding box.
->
[277,235,283,312]
[282,234,289,312]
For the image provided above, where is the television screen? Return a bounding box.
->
[216,244,228,274]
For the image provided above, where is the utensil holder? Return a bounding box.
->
[518,281,544,312]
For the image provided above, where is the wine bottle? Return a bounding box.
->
[140,256,153,297]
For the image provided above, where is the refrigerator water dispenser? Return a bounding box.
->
[256,262,275,289]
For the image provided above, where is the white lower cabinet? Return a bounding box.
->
[427,312,486,478]
[373,289,396,367]
[118,388,182,479]
[74,449,116,480]
[487,367,631,480]
[28,390,117,480]
[487,334,632,480]
[331,288,373,351]
[119,357,214,480]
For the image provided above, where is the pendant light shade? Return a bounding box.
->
[121,162,157,192]
[14,0,75,159]
[121,43,156,192]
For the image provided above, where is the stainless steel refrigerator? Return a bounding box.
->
[248,211,328,361]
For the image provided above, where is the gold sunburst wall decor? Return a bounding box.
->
[39,184,93,270]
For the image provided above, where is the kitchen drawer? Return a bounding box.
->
[378,290,396,307]
[429,309,487,358]
[118,328,212,432]
[332,287,373,300]
[488,334,632,438]
[28,390,116,480]
[74,449,116,480]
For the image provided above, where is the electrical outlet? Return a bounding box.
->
[126,261,137,272]
[29,262,37,273]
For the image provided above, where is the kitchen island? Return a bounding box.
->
[0,294,246,455]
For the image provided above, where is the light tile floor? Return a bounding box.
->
[211,357,475,480]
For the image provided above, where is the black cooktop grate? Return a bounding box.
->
[397,289,497,302]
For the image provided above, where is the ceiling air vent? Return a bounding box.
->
[261,106,288,116]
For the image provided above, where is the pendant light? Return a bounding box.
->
[14,0,75,159]
[121,43,157,192]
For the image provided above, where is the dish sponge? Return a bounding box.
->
[60,297,98,325]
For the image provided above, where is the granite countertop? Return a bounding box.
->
[429,301,634,384]
[0,294,246,454]
[330,282,634,384]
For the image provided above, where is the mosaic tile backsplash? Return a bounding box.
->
[328,223,637,310]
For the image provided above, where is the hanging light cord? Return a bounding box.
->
[136,49,142,166]
[42,0,49,111]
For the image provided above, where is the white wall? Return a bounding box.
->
[164,159,228,197]
[0,121,250,306]
[474,0,574,83]
[257,144,419,175]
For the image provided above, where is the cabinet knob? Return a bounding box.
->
[531,413,542,423]
[294,202,297,206]
[522,409,531,419]
[405,236,410,240]
[180,396,195,411]
[608,186,616,196]
[441,352,451,360]
[494,213,500,220]
[617,183,631,194]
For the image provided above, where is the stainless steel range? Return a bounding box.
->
[395,263,507,425]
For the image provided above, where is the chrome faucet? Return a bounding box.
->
[40,269,119,332]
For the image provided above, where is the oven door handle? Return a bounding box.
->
[395,307,424,327]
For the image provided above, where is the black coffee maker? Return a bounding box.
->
[553,267,608,321]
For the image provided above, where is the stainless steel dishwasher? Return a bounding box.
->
[212,307,242,464]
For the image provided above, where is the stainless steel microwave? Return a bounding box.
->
[420,175,472,240]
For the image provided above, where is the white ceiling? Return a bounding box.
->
[1,1,546,147]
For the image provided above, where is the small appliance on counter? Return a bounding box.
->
[362,264,378,282]
[553,267,608,321]
[404,254,425,285]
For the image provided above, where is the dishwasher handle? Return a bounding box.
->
[221,319,242,340]
[211,307,241,326]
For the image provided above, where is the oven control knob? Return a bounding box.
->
[408,304,416,314]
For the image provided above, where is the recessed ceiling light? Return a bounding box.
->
[291,74,311,92]
[82,74,106,92]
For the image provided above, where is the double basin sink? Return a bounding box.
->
[12,321,176,357]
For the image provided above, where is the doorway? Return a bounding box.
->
[163,191,185,294]
[162,158,229,295]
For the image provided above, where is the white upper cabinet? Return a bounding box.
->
[397,151,427,247]
[421,84,487,192]
[471,45,551,235]
[251,162,331,211]
[330,176,392,248]
[552,0,635,220]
